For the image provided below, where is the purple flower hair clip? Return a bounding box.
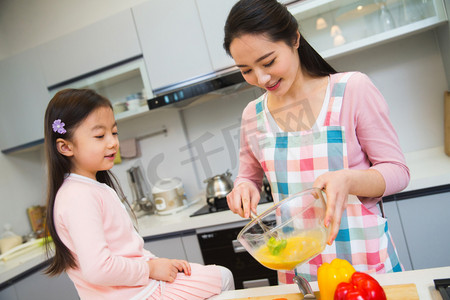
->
[52,119,66,134]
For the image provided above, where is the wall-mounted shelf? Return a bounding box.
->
[287,0,448,59]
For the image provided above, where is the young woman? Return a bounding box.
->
[43,89,234,299]
[224,0,410,282]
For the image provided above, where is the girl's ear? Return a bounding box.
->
[56,138,74,157]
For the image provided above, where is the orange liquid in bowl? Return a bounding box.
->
[252,229,326,270]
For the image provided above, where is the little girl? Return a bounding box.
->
[43,89,234,300]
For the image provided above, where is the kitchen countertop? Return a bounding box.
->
[402,146,450,192]
[0,246,47,288]
[1,146,450,287]
[136,200,272,238]
[210,266,450,300]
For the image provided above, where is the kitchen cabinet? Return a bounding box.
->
[0,285,18,300]
[0,268,78,300]
[132,0,213,92]
[0,48,50,153]
[396,190,450,269]
[144,232,204,264]
[287,0,448,60]
[37,9,142,87]
[47,57,153,122]
[382,200,413,271]
[14,270,78,300]
[181,233,205,264]
[195,0,237,71]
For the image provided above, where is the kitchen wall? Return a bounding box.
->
[0,0,449,237]
[0,150,46,236]
[329,30,448,153]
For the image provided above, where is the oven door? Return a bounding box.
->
[197,223,278,289]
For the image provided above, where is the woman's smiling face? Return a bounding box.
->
[230,33,300,96]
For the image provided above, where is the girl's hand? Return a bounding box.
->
[226,182,261,218]
[313,170,351,245]
[147,258,191,283]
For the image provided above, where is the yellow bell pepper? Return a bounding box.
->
[317,258,356,300]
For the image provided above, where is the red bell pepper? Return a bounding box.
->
[334,272,386,300]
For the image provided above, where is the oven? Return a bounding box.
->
[196,221,278,289]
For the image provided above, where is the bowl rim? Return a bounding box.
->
[237,187,326,240]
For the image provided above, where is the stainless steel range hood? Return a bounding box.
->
[147,67,249,110]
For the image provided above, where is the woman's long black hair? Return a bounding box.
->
[223,0,337,77]
[43,88,128,276]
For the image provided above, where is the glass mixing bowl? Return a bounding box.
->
[237,188,329,271]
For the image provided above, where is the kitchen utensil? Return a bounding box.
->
[293,275,316,299]
[445,91,450,156]
[377,0,396,31]
[250,211,272,236]
[0,237,48,262]
[434,278,450,300]
[237,188,329,271]
[0,224,22,254]
[250,211,282,249]
[152,177,188,214]
[27,206,46,238]
[232,283,419,300]
[127,165,154,216]
[113,101,127,114]
[204,170,233,206]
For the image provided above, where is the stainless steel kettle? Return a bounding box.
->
[127,165,154,215]
[204,170,234,206]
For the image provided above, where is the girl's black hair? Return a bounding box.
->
[223,0,337,77]
[43,88,129,276]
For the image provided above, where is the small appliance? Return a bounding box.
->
[126,165,154,216]
[147,68,248,109]
[152,177,188,215]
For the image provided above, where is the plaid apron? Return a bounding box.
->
[249,72,402,283]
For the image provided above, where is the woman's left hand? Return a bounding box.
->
[313,170,351,245]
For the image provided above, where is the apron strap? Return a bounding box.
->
[324,72,355,126]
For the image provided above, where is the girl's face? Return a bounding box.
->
[229,33,300,96]
[65,106,119,180]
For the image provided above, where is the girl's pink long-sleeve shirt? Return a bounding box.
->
[54,174,157,300]
[235,72,410,212]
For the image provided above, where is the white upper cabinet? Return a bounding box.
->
[195,0,237,71]
[0,49,50,152]
[132,0,213,92]
[287,0,448,59]
[38,9,142,87]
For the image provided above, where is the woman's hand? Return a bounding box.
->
[147,258,191,283]
[314,169,386,245]
[226,182,261,218]
[313,170,351,245]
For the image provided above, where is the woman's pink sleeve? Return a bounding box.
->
[349,73,410,196]
[234,102,265,190]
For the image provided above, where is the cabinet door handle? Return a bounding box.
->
[232,239,245,253]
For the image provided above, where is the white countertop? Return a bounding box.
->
[136,200,273,238]
[0,246,47,286]
[403,146,450,192]
[1,146,450,287]
[211,266,450,300]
